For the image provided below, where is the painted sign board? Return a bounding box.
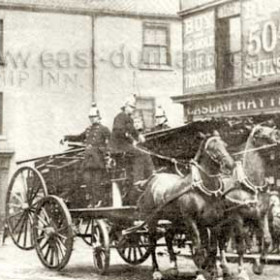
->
[183,10,216,94]
[243,0,280,85]
[184,90,280,118]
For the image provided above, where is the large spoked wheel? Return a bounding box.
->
[117,230,151,265]
[5,166,48,250]
[33,195,74,270]
[92,219,110,275]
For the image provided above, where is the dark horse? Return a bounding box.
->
[213,124,280,280]
[137,131,236,280]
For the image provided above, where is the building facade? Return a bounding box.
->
[0,0,183,224]
[172,0,280,186]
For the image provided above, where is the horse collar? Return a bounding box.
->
[190,161,223,198]
[234,161,268,193]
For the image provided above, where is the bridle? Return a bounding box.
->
[203,135,233,176]
[222,125,278,210]
[189,135,231,198]
[235,125,276,192]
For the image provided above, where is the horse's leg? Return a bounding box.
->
[187,220,207,280]
[199,226,209,270]
[234,216,250,280]
[253,213,271,275]
[165,226,178,275]
[148,220,162,280]
[205,227,221,280]
[218,223,232,277]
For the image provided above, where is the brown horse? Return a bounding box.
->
[137,131,236,280]
[215,124,280,280]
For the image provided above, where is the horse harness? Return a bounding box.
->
[189,160,268,212]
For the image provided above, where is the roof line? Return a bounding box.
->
[0,2,181,20]
[178,0,232,17]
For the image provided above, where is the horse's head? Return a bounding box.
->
[200,131,235,174]
[250,124,280,148]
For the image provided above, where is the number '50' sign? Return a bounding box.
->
[248,20,279,56]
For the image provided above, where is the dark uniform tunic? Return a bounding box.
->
[110,111,154,184]
[111,112,139,152]
[65,123,111,206]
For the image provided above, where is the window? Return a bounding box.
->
[134,96,155,132]
[142,22,170,67]
[216,16,241,88]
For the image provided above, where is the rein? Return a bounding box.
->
[232,143,277,156]
[134,145,186,166]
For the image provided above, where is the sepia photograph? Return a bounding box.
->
[1,1,280,280]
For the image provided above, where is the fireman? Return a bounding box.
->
[153,105,169,131]
[110,95,154,189]
[64,103,111,207]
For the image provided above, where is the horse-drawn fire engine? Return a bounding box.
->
[4,119,280,280]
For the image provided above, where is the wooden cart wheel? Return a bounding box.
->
[92,219,110,275]
[5,166,48,250]
[33,195,74,270]
[117,231,151,265]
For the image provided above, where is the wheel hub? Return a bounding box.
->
[45,226,56,238]
[22,203,29,210]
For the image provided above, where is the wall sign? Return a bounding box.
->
[183,10,216,94]
[243,0,280,84]
[185,91,280,117]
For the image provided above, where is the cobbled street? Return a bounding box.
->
[1,234,280,280]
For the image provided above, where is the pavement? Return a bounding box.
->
[1,233,280,280]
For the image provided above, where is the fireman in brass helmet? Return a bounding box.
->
[153,105,169,131]
[110,94,154,190]
[64,103,111,207]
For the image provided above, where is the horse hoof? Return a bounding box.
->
[252,260,264,275]
[195,273,207,280]
[153,271,163,280]
[238,269,250,280]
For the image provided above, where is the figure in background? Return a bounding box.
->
[64,103,111,207]
[133,113,145,133]
[153,105,169,131]
[110,94,154,189]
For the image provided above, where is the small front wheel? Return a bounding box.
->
[117,231,151,265]
[92,219,110,275]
